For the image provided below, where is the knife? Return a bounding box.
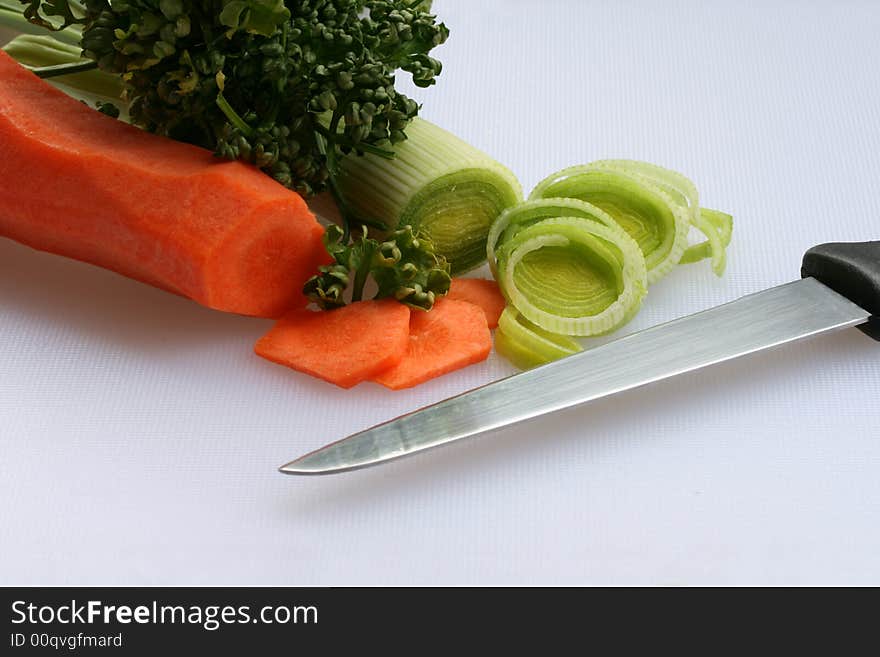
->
[280,240,880,475]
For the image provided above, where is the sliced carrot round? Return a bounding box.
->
[255,299,411,389]
[445,277,507,329]
[372,299,491,390]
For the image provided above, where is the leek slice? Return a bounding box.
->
[487,197,619,279]
[335,118,522,274]
[529,163,687,284]
[495,307,583,370]
[529,160,732,283]
[680,208,734,274]
[595,161,732,275]
[495,216,647,336]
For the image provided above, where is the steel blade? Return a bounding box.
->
[280,278,871,475]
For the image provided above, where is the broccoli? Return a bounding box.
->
[304,223,451,310]
[18,0,448,197]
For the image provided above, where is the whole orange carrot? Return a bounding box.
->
[0,51,326,318]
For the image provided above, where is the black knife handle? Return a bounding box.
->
[801,241,880,340]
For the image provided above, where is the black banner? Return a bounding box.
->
[4,586,862,652]
[3,587,594,652]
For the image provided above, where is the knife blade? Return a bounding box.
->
[280,241,879,476]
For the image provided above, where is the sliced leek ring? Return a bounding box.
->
[595,162,732,275]
[680,208,734,274]
[495,307,583,370]
[529,160,732,282]
[529,164,687,284]
[492,161,732,369]
[495,216,647,336]
[487,197,619,279]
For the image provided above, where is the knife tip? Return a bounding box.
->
[279,453,354,475]
[278,459,326,476]
[279,436,389,476]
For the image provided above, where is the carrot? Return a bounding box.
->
[372,299,492,390]
[446,277,507,329]
[0,51,326,318]
[254,299,411,389]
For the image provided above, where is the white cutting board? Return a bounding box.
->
[2,0,879,585]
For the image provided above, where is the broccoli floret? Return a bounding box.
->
[304,223,451,311]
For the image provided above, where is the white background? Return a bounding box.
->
[1,0,878,585]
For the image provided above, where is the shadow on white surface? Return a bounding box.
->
[0,238,270,352]
[0,236,366,404]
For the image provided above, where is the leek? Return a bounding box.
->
[493,210,648,337]
[491,162,732,368]
[495,308,583,370]
[680,207,733,271]
[488,197,622,278]
[335,118,523,274]
[3,34,123,101]
[529,160,732,282]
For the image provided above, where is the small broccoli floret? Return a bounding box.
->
[304,224,451,311]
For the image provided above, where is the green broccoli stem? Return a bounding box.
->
[317,111,393,242]
[215,91,255,138]
[312,123,396,160]
[350,240,375,303]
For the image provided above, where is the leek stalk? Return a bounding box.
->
[335,118,523,274]
[2,33,124,104]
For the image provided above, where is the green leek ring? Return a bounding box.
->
[496,216,648,336]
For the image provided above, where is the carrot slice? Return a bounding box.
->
[372,299,491,390]
[446,278,506,329]
[255,299,411,389]
[0,51,326,318]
